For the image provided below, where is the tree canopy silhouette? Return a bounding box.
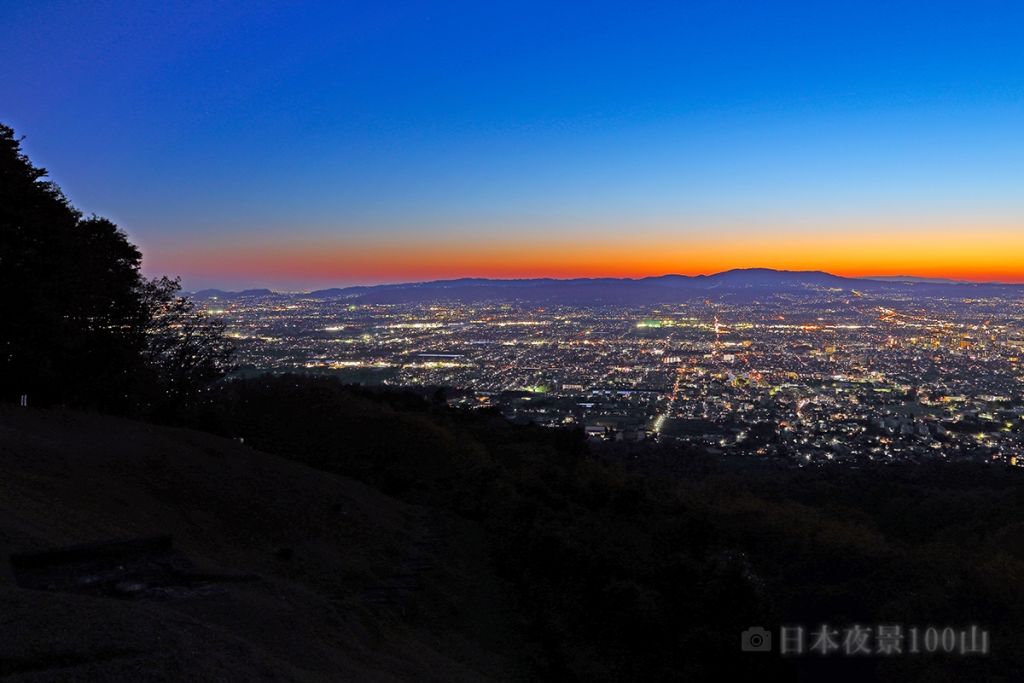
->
[141,276,235,413]
[0,123,232,411]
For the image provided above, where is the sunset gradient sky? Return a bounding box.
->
[3,1,1024,288]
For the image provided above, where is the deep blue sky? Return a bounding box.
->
[3,1,1024,287]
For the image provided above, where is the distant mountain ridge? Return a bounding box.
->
[861,275,976,284]
[190,268,1024,304]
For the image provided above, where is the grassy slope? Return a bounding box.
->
[0,406,525,682]
[6,386,1024,682]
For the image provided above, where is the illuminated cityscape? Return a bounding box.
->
[200,284,1024,466]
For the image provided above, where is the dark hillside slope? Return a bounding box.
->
[7,388,1024,681]
[0,407,524,682]
[190,377,1024,682]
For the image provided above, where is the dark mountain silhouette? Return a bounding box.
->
[194,268,1024,304]
[862,275,974,284]
[693,267,852,287]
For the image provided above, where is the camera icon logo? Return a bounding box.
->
[741,626,772,652]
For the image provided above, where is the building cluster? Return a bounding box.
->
[201,290,1024,465]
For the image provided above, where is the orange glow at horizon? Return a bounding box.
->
[143,223,1024,286]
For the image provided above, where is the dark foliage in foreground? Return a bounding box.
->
[1,124,147,411]
[190,375,1024,682]
[0,124,233,412]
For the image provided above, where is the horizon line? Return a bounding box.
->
[185,267,1024,293]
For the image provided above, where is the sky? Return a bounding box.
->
[3,0,1024,289]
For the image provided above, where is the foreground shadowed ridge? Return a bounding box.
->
[4,377,1024,680]
[0,403,526,682]
[189,377,1024,681]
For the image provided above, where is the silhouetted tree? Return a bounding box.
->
[1,125,150,409]
[0,123,232,412]
[141,276,234,413]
